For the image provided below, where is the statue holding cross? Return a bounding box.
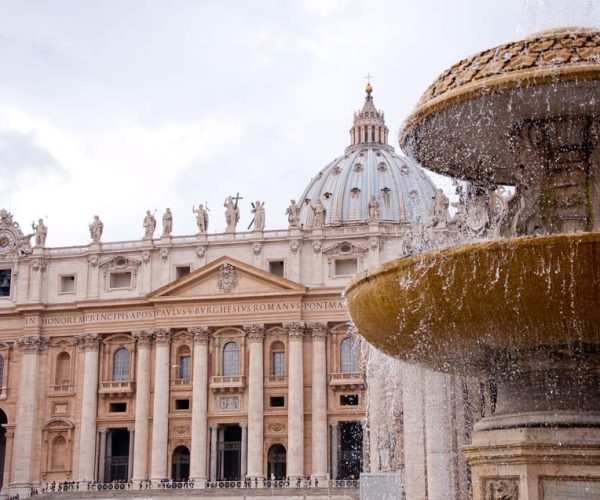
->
[224,193,242,233]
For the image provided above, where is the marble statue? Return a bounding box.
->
[286,200,301,228]
[32,219,48,247]
[430,188,449,228]
[143,210,157,239]
[193,204,209,234]
[89,215,103,243]
[162,208,173,237]
[224,197,239,233]
[311,198,326,228]
[252,201,265,231]
[368,194,380,223]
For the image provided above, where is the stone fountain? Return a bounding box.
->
[347,28,600,499]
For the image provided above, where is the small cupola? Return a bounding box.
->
[346,84,391,153]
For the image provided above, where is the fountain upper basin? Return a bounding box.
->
[399,28,600,184]
[345,232,600,374]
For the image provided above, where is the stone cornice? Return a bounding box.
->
[243,324,265,342]
[75,333,100,352]
[17,335,50,353]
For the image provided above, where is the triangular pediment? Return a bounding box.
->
[148,256,305,301]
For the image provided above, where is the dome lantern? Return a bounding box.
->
[347,84,391,153]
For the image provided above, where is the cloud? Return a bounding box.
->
[0,129,69,194]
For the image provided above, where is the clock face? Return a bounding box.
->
[0,230,15,254]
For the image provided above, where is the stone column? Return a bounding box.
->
[128,428,135,480]
[402,363,427,500]
[424,370,457,500]
[98,428,107,483]
[10,336,47,495]
[132,330,153,481]
[150,329,171,481]
[310,323,328,482]
[209,424,218,481]
[0,426,14,497]
[75,333,100,483]
[240,422,248,478]
[244,324,265,479]
[330,422,338,480]
[286,322,305,479]
[189,327,210,483]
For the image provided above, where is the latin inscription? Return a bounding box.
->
[24,300,345,328]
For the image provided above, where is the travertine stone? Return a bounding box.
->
[244,324,265,479]
[311,323,328,481]
[150,329,171,480]
[286,322,305,479]
[132,330,153,481]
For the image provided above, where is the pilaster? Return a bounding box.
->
[150,328,171,481]
[285,322,305,479]
[310,322,328,481]
[244,324,265,479]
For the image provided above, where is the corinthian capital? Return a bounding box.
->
[189,326,212,344]
[133,330,154,347]
[284,322,306,341]
[308,322,328,340]
[75,333,100,352]
[17,335,50,353]
[243,324,265,342]
[154,328,172,345]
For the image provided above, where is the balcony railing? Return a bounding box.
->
[99,380,135,396]
[48,384,75,396]
[265,375,287,386]
[210,375,246,393]
[329,372,366,390]
[171,378,192,388]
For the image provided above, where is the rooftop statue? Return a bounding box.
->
[143,210,156,240]
[89,215,103,243]
[224,197,240,233]
[32,219,48,247]
[286,200,301,229]
[161,208,173,237]
[251,201,265,231]
[192,204,209,234]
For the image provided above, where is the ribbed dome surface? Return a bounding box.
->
[298,147,436,227]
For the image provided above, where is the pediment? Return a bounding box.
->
[148,256,305,300]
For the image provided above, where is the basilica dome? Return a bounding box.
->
[298,86,436,227]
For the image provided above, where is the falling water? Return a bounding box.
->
[518,0,600,37]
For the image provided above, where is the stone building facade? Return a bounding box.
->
[0,87,475,498]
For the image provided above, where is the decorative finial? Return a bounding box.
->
[364,73,373,95]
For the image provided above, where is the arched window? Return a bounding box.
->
[55,352,71,386]
[222,342,240,377]
[0,356,4,388]
[112,348,130,382]
[340,337,358,373]
[50,435,66,470]
[271,341,285,377]
[177,346,191,381]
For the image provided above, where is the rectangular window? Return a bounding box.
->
[109,402,127,413]
[272,351,285,377]
[335,259,358,276]
[0,269,11,297]
[176,266,191,280]
[175,399,190,410]
[340,394,359,406]
[270,396,285,407]
[60,275,75,293]
[109,272,132,289]
[179,355,191,380]
[268,260,285,277]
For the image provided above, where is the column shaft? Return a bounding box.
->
[287,324,305,479]
[128,428,135,480]
[132,331,152,481]
[245,325,265,479]
[190,328,210,482]
[98,429,107,483]
[150,330,171,480]
[76,334,99,482]
[311,325,328,481]
[209,425,218,481]
[330,423,338,480]
[240,423,248,478]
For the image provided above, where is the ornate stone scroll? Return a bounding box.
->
[75,333,100,352]
[243,324,265,342]
[309,322,328,340]
[154,328,172,345]
[189,326,212,344]
[284,322,306,341]
[485,478,519,500]
[217,263,238,294]
[17,335,50,353]
[133,330,154,347]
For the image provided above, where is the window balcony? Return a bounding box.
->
[48,384,75,397]
[329,372,366,391]
[210,375,246,394]
[171,378,192,390]
[264,375,287,387]
[99,380,135,397]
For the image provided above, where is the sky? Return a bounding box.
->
[1,0,599,246]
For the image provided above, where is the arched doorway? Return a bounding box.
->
[171,446,190,481]
[0,409,7,489]
[267,444,286,480]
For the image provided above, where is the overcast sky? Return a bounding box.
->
[1,0,598,246]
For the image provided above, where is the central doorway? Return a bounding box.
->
[104,428,130,482]
[218,424,241,481]
[338,421,363,480]
[267,444,286,480]
[171,446,190,481]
